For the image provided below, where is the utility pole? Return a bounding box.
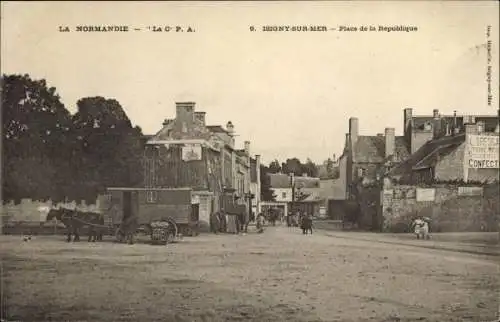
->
[290,173,295,216]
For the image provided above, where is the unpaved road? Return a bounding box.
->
[1,226,499,322]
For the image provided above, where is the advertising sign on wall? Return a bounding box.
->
[182,144,202,161]
[416,188,435,202]
[458,187,483,196]
[466,135,499,169]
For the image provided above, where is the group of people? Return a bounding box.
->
[210,208,315,236]
[411,216,432,240]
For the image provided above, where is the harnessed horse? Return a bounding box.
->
[46,208,105,242]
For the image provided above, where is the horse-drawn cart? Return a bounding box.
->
[100,187,200,245]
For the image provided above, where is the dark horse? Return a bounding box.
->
[46,208,105,242]
[300,215,313,235]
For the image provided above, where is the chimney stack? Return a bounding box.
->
[175,102,195,132]
[432,109,442,139]
[403,108,413,136]
[226,121,234,135]
[465,123,478,135]
[194,111,206,126]
[384,127,395,158]
[349,117,359,146]
[244,141,250,155]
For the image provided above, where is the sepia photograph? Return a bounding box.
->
[1,1,499,321]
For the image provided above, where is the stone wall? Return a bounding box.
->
[382,183,499,232]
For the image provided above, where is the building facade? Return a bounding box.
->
[143,101,260,230]
[265,173,323,216]
[338,107,498,230]
[392,112,499,183]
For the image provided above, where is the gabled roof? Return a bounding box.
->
[394,136,411,162]
[268,173,290,188]
[413,143,461,170]
[268,173,320,188]
[353,135,410,164]
[412,115,498,133]
[235,150,247,157]
[206,125,228,133]
[353,136,385,163]
[390,133,465,176]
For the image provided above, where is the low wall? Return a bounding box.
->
[382,183,499,232]
[1,199,101,224]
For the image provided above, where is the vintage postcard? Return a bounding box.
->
[1,1,499,321]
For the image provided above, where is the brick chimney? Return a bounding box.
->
[403,108,413,135]
[432,109,442,139]
[349,117,359,146]
[175,102,195,132]
[226,121,234,135]
[244,141,250,155]
[194,111,206,126]
[465,123,478,135]
[385,127,395,158]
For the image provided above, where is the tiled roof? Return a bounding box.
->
[394,136,411,162]
[412,115,498,133]
[353,136,385,163]
[475,116,499,132]
[268,173,290,188]
[390,133,465,177]
[235,150,246,157]
[353,135,410,164]
[206,125,228,133]
[268,173,320,188]
[413,143,461,169]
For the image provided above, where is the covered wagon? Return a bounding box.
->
[99,187,200,245]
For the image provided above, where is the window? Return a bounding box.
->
[282,192,287,199]
[357,168,364,178]
[146,191,158,203]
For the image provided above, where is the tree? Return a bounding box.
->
[283,158,302,175]
[1,74,73,203]
[71,97,144,201]
[268,159,281,173]
[260,164,276,201]
[301,158,319,177]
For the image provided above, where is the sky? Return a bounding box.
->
[1,1,499,165]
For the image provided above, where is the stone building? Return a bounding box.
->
[391,110,499,183]
[343,117,410,200]
[337,108,498,230]
[143,101,260,229]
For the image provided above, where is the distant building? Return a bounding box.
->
[343,117,410,200]
[391,109,500,183]
[265,173,322,216]
[341,108,499,196]
[403,108,499,154]
[143,101,261,228]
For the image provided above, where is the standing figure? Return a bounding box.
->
[256,212,265,233]
[411,217,430,240]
